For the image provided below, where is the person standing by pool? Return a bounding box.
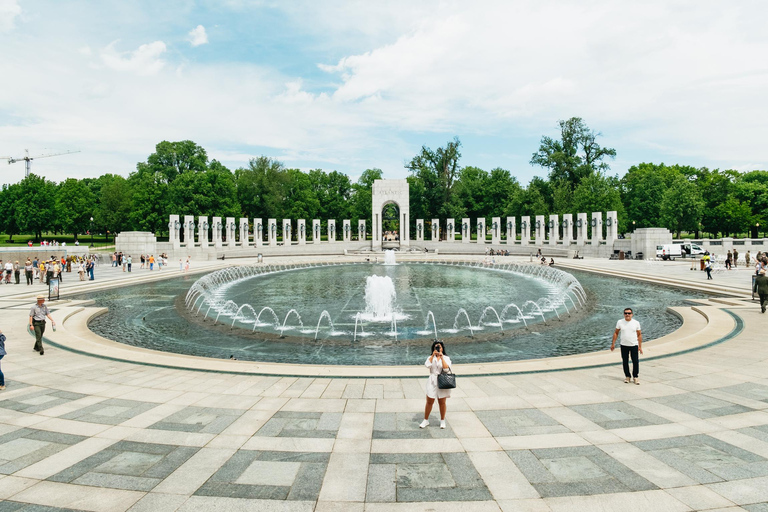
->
[419,340,452,429]
[610,308,643,384]
[0,329,6,390]
[755,269,768,313]
[29,295,55,356]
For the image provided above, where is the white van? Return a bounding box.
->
[679,242,706,256]
[656,244,681,260]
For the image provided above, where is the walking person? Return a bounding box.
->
[29,295,55,356]
[705,257,713,280]
[0,329,6,390]
[24,259,33,285]
[756,269,768,313]
[13,261,20,284]
[419,340,453,429]
[78,261,85,281]
[127,255,132,273]
[733,248,739,268]
[610,308,643,384]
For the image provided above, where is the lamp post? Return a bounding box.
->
[90,217,94,247]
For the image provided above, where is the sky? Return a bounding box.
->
[1,0,767,187]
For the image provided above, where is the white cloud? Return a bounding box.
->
[187,24,208,47]
[100,40,167,75]
[0,0,22,32]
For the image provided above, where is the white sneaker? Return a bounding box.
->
[440,420,446,429]
[419,420,429,429]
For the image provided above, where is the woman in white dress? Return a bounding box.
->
[419,340,452,429]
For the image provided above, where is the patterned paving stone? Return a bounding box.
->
[59,398,159,425]
[716,383,768,404]
[0,390,87,414]
[47,440,199,492]
[569,402,671,430]
[506,446,657,498]
[148,406,245,434]
[373,412,456,439]
[254,411,341,438]
[634,434,768,484]
[739,424,768,444]
[368,452,492,502]
[650,392,754,419]
[475,409,569,436]
[0,502,86,512]
[0,428,87,475]
[194,450,330,500]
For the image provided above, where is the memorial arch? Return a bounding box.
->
[371,179,410,250]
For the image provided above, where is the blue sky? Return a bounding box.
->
[1,0,767,186]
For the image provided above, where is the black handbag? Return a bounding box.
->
[437,368,456,389]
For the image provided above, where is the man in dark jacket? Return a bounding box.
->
[756,269,768,313]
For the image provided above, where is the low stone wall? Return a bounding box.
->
[0,247,89,264]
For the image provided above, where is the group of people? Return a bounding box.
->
[114,253,187,272]
[1,255,96,284]
[485,248,511,256]
[27,240,77,247]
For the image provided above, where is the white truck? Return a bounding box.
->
[679,242,706,256]
[656,244,681,260]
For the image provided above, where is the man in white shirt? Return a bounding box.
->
[610,308,643,384]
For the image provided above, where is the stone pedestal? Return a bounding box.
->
[521,216,531,245]
[268,218,277,247]
[115,232,157,257]
[226,217,236,248]
[477,218,485,244]
[431,219,439,241]
[462,218,471,243]
[169,215,181,250]
[562,214,573,244]
[184,215,195,247]
[506,217,515,244]
[358,220,366,242]
[283,219,292,245]
[213,216,223,248]
[328,220,336,243]
[416,219,424,241]
[240,218,250,248]
[535,215,545,245]
[548,215,559,245]
[576,213,587,246]
[343,220,351,242]
[254,218,263,247]
[592,212,603,243]
[198,217,209,248]
[298,220,306,245]
[491,217,501,245]
[606,210,618,244]
[446,219,455,242]
[313,220,321,244]
[631,228,672,260]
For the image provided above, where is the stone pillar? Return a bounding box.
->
[431,219,439,241]
[562,214,573,245]
[576,213,587,246]
[226,217,236,248]
[283,219,292,246]
[298,220,306,245]
[416,219,424,242]
[477,218,485,244]
[535,215,545,245]
[631,228,672,260]
[212,216,223,248]
[521,216,531,245]
[328,220,336,243]
[184,215,195,247]
[358,220,366,242]
[343,220,351,242]
[268,218,277,247]
[401,211,410,246]
[240,218,250,248]
[253,218,263,248]
[313,219,321,243]
[491,217,501,245]
[446,219,455,242]
[506,217,515,245]
[462,218,471,244]
[606,210,618,244]
[548,214,559,245]
[169,215,181,249]
[592,212,603,243]
[198,216,209,248]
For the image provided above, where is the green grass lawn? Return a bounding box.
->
[0,234,114,248]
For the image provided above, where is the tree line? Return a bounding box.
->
[0,119,766,242]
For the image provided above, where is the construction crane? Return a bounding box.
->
[2,149,81,177]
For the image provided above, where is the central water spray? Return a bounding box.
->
[363,275,397,322]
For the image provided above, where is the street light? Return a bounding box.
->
[90,217,94,247]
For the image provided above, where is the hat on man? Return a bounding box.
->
[36,295,45,300]
[760,269,766,275]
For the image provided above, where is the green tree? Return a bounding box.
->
[453,166,488,221]
[659,175,704,237]
[15,174,56,240]
[0,183,22,241]
[128,164,168,234]
[405,137,463,219]
[94,174,131,237]
[235,156,287,220]
[146,140,208,183]
[350,168,383,224]
[530,117,616,190]
[55,178,95,240]
[572,173,625,234]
